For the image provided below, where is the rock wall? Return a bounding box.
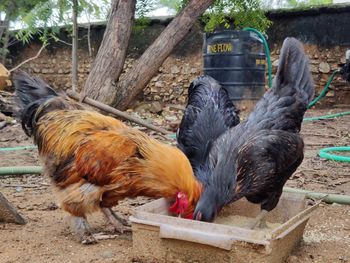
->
[266,4,350,107]
[7,5,350,108]
[270,44,350,107]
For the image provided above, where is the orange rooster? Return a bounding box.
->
[14,71,202,244]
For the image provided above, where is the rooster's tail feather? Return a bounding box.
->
[13,70,82,136]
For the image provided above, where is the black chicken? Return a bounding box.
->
[193,37,314,227]
[177,75,240,186]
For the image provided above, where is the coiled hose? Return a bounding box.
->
[319,146,350,162]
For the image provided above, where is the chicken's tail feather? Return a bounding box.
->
[188,75,240,119]
[13,70,83,136]
[188,75,221,98]
[273,37,314,105]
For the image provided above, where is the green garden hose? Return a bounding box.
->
[0,166,42,175]
[318,147,350,162]
[0,146,41,175]
[304,111,350,121]
[0,145,37,151]
[307,69,340,109]
[243,27,273,89]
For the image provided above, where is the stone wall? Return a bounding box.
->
[270,44,350,107]
[7,5,350,108]
[266,4,350,107]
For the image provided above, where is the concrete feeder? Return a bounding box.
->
[130,192,319,263]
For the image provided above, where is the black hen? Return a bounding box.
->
[177,75,240,186]
[193,37,314,225]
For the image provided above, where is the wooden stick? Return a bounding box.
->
[0,192,26,224]
[66,90,171,135]
[9,44,46,73]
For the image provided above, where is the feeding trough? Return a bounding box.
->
[130,192,319,263]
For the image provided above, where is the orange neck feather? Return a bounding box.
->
[121,130,203,213]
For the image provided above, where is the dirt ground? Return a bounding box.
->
[0,107,349,263]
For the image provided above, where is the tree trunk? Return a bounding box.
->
[0,4,12,64]
[0,6,10,41]
[82,0,136,105]
[1,25,10,64]
[71,0,79,92]
[0,21,5,43]
[87,22,92,58]
[113,0,214,110]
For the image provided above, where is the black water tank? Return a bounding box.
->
[203,30,266,110]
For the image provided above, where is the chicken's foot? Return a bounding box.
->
[69,216,97,245]
[248,209,268,229]
[101,208,131,234]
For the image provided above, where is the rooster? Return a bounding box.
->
[14,71,202,244]
[193,37,314,227]
[177,75,240,187]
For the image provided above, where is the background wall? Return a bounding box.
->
[7,4,350,108]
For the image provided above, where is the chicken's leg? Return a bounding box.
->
[248,209,268,229]
[101,208,131,233]
[69,216,97,244]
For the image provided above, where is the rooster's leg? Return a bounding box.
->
[101,208,131,233]
[108,208,130,226]
[70,216,97,244]
[248,209,268,229]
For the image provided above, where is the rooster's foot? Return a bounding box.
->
[102,208,132,233]
[69,215,97,244]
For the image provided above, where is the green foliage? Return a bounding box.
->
[2,0,273,47]
[202,0,272,33]
[2,0,110,45]
[158,0,188,12]
[5,0,159,44]
[158,0,179,11]
[16,1,58,44]
[159,0,272,33]
[133,0,158,33]
[136,0,158,18]
[133,17,152,33]
[0,0,48,20]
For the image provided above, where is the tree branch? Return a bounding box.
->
[9,44,46,73]
[55,38,72,46]
[114,0,215,110]
[66,90,172,136]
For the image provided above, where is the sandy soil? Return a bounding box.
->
[0,107,349,263]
